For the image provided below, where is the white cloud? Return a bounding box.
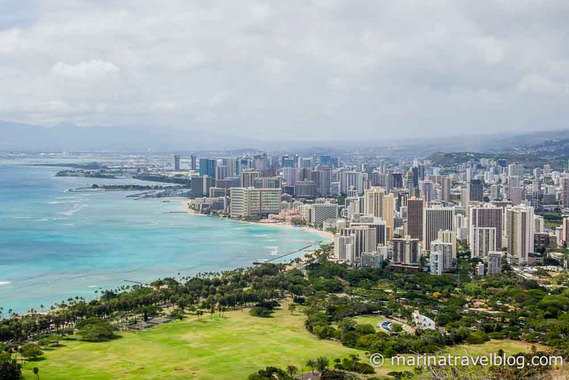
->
[51,60,119,81]
[0,0,568,139]
[517,74,565,94]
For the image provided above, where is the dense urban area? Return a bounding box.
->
[3,149,569,379]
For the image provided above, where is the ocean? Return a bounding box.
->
[0,162,325,313]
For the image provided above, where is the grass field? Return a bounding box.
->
[353,314,387,330]
[21,304,359,380]
[20,305,548,379]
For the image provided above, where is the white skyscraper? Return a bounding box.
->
[229,187,281,218]
[430,251,444,275]
[340,171,366,196]
[505,205,535,264]
[471,227,497,259]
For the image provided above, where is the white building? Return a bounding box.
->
[430,239,454,270]
[430,251,444,275]
[471,227,497,259]
[229,187,281,218]
[311,203,339,225]
[505,205,535,264]
[412,310,436,330]
[487,251,503,275]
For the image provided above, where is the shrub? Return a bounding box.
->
[20,343,43,360]
[77,317,115,342]
[249,307,274,318]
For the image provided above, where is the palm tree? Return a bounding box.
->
[306,359,316,374]
[286,365,298,378]
[33,367,40,380]
[315,357,329,373]
[288,303,296,315]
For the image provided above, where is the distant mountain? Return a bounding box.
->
[0,121,254,152]
[1,120,568,157]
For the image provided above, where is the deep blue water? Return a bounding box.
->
[0,163,324,313]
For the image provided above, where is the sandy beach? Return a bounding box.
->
[180,198,334,241]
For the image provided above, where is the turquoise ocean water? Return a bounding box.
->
[0,163,325,313]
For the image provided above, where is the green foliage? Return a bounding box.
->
[169,308,185,321]
[76,318,115,342]
[249,307,274,318]
[465,331,489,344]
[334,354,375,374]
[0,355,21,380]
[20,343,43,361]
[247,366,292,380]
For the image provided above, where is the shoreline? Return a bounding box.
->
[180,198,334,242]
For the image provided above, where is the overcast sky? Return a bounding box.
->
[0,0,568,141]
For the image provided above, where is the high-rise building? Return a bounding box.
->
[508,163,524,177]
[441,176,451,203]
[282,167,298,186]
[406,198,424,241]
[505,205,535,264]
[562,217,569,246]
[312,168,331,196]
[467,179,484,203]
[190,175,213,197]
[561,177,569,208]
[344,196,363,219]
[334,235,354,263]
[364,187,384,217]
[294,180,317,197]
[190,155,197,170]
[392,235,420,266]
[429,251,444,275]
[340,226,377,264]
[487,251,503,275]
[363,187,395,240]
[469,206,503,252]
[215,165,229,180]
[174,155,181,171]
[471,227,497,259]
[420,181,434,202]
[477,262,485,276]
[389,173,404,189]
[241,170,261,188]
[229,187,281,218]
[437,229,457,260]
[490,184,501,201]
[430,239,454,270]
[199,158,216,178]
[311,203,339,224]
[423,207,455,252]
[351,216,388,245]
[253,176,282,189]
[340,171,365,196]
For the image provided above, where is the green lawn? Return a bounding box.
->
[20,306,548,379]
[21,304,359,380]
[353,315,387,330]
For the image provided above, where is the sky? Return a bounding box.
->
[0,0,568,141]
